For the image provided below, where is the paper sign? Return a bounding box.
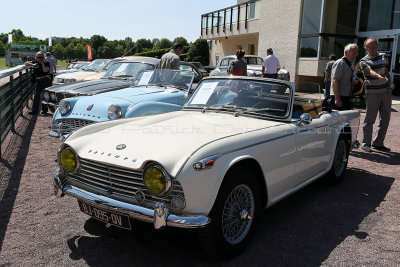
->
[137,71,154,85]
[191,82,219,105]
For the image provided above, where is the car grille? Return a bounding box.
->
[65,158,185,209]
[56,119,94,135]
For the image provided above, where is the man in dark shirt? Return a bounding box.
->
[25,52,51,115]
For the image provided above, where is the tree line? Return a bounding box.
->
[0,29,210,66]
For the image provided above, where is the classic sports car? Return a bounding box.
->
[50,69,194,137]
[210,55,265,77]
[42,57,160,113]
[53,59,110,84]
[53,76,360,257]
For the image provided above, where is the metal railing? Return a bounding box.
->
[0,65,34,158]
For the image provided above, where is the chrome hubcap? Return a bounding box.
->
[222,184,255,245]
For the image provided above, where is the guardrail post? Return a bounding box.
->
[10,75,16,133]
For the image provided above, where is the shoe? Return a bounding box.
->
[40,111,48,115]
[372,145,391,152]
[28,111,38,115]
[361,144,371,152]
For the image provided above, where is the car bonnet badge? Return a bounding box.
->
[116,144,126,150]
[87,104,94,111]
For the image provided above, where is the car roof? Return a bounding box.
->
[112,57,160,64]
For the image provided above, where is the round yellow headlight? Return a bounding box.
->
[61,148,77,172]
[143,165,169,195]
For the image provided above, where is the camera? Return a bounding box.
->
[352,76,360,83]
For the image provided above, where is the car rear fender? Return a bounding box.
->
[125,101,183,118]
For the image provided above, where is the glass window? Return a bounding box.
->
[213,12,219,27]
[219,11,225,26]
[202,16,207,29]
[232,7,238,23]
[249,2,256,19]
[301,0,323,34]
[321,36,356,58]
[225,9,231,25]
[323,0,357,35]
[299,37,319,57]
[220,58,230,66]
[239,4,246,22]
[359,0,400,31]
[207,15,212,29]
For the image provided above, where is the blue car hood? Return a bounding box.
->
[46,79,131,95]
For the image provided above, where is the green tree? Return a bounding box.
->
[51,43,64,59]
[173,37,189,47]
[136,38,153,53]
[0,40,5,56]
[185,38,210,66]
[74,43,86,60]
[115,44,125,57]
[64,44,75,60]
[154,38,172,50]
[91,35,107,51]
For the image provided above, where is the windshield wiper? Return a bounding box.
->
[201,104,247,113]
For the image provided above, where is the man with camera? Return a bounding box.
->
[330,43,359,110]
[25,51,51,115]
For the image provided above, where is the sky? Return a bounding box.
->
[0,0,235,42]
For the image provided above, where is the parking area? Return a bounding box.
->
[0,101,399,266]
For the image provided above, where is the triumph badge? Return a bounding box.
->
[87,104,94,111]
[116,144,126,150]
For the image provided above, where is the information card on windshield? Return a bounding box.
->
[191,82,219,105]
[137,71,154,86]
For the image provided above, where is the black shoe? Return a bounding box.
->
[28,111,38,115]
[372,145,391,152]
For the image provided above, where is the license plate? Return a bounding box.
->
[78,200,131,230]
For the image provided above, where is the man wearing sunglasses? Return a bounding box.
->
[25,51,51,115]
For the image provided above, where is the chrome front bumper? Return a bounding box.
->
[53,174,210,229]
[42,101,58,108]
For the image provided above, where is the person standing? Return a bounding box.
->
[324,54,337,98]
[359,37,395,152]
[25,51,51,115]
[159,43,183,70]
[45,52,57,84]
[330,43,359,110]
[227,49,247,76]
[262,48,280,78]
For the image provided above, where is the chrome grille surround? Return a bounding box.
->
[65,158,185,210]
[55,119,94,135]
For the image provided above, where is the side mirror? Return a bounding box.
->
[299,113,313,125]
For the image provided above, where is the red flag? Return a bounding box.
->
[87,44,92,60]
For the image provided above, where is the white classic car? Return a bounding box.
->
[54,76,360,257]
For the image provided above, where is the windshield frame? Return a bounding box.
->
[183,76,295,121]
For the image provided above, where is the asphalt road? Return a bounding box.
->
[0,103,399,266]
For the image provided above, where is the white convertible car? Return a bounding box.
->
[54,76,360,257]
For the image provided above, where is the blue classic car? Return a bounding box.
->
[49,69,194,137]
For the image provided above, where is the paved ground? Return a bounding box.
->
[0,101,399,266]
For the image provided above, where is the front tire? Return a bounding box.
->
[326,135,349,184]
[198,169,260,258]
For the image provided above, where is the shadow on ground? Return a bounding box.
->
[66,167,394,266]
[0,113,37,251]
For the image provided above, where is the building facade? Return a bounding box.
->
[201,0,400,93]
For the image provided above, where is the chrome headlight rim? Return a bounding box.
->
[143,164,172,196]
[58,99,71,115]
[58,145,80,174]
[108,104,122,120]
[50,92,57,102]
[43,91,50,101]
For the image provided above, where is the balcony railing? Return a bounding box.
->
[201,0,260,36]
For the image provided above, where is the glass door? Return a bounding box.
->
[376,36,400,95]
[393,35,400,95]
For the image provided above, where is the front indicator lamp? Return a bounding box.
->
[60,147,78,173]
[143,165,171,195]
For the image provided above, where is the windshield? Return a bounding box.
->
[244,57,264,65]
[132,69,194,90]
[81,59,109,72]
[74,62,88,69]
[102,62,156,80]
[185,78,292,119]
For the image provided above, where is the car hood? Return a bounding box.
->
[56,71,96,79]
[66,111,285,176]
[46,79,131,95]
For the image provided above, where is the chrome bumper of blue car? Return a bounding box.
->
[53,174,210,229]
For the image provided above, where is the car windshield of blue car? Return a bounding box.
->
[184,78,292,119]
[81,59,109,72]
[132,69,194,90]
[102,62,155,80]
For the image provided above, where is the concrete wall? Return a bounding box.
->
[257,0,302,82]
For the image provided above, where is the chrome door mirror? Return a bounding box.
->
[298,113,313,125]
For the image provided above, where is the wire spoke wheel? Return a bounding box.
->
[333,139,347,177]
[221,184,255,245]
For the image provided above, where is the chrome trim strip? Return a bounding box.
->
[55,175,210,229]
[42,101,58,107]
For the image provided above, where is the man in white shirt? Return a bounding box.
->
[262,48,280,79]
